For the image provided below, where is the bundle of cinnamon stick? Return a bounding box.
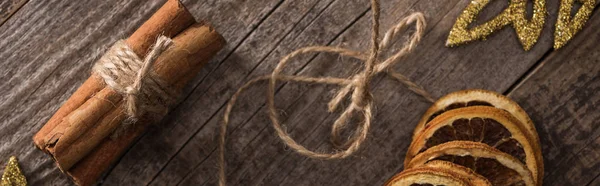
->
[33,0,225,185]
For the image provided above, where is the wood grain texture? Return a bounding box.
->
[0,0,598,185]
[0,0,27,26]
[104,0,563,185]
[508,8,600,185]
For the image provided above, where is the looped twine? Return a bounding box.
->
[93,35,177,131]
[219,1,434,185]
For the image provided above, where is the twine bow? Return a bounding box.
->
[219,0,433,185]
[93,35,176,131]
[125,36,174,120]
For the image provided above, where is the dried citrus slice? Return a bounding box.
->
[384,165,479,186]
[384,167,468,186]
[412,89,540,149]
[405,106,542,185]
[407,141,535,186]
[419,160,491,186]
[411,89,543,184]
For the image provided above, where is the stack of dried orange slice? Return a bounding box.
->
[385,89,543,186]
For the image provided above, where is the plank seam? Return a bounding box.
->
[586,171,600,186]
[506,4,600,97]
[0,0,28,28]
[504,48,552,96]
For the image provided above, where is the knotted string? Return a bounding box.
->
[125,36,174,120]
[93,35,177,132]
[219,0,433,185]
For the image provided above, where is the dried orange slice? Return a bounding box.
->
[405,106,542,185]
[384,167,468,186]
[412,89,540,148]
[419,160,491,186]
[411,89,543,184]
[384,162,489,186]
[407,141,535,186]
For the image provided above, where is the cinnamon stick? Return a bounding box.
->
[53,22,224,171]
[68,23,224,186]
[32,0,226,185]
[33,0,194,150]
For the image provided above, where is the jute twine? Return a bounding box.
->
[93,35,178,132]
[219,0,433,185]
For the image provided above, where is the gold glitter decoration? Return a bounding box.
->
[1,156,26,186]
[555,0,597,49]
[447,0,547,51]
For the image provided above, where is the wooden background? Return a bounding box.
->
[0,0,598,185]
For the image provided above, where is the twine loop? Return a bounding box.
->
[219,0,434,185]
[93,35,177,129]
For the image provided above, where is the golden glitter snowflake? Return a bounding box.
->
[2,156,26,186]
[447,0,546,51]
[555,0,596,49]
[447,0,597,50]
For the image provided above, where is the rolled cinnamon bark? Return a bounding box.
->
[55,22,224,172]
[67,23,224,186]
[33,0,194,150]
[35,0,196,170]
[33,0,225,185]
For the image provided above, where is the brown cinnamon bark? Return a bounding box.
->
[53,22,224,171]
[68,23,224,186]
[33,0,225,185]
[35,0,196,171]
[33,0,194,150]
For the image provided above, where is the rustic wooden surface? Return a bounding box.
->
[0,0,26,26]
[0,0,597,185]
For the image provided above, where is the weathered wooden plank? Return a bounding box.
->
[0,0,27,26]
[507,8,600,185]
[589,174,600,186]
[0,0,596,185]
[134,0,564,185]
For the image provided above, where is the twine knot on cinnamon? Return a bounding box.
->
[219,0,435,185]
[92,35,178,127]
